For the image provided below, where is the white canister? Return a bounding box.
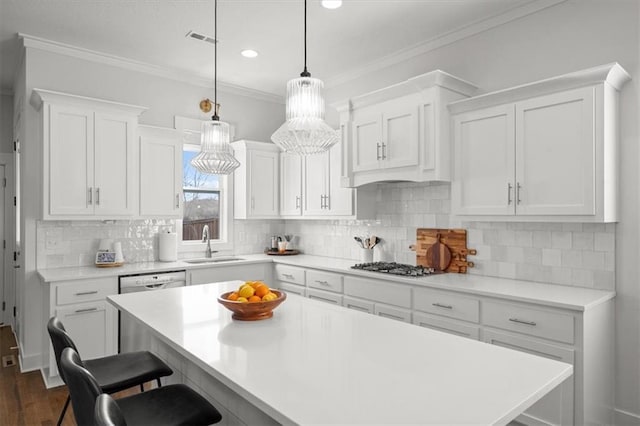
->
[158,231,178,262]
[113,242,124,263]
[361,248,374,263]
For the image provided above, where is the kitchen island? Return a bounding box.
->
[108,280,572,425]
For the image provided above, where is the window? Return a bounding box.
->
[180,143,233,251]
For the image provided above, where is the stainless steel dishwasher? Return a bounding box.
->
[118,270,186,353]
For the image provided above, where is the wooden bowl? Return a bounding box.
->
[217,290,287,321]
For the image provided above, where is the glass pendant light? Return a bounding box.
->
[271,0,338,155]
[191,0,240,175]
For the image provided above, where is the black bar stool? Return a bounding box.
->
[61,347,222,426]
[47,316,173,426]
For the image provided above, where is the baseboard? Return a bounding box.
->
[614,408,640,425]
[18,351,41,373]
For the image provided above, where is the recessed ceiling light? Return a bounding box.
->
[321,0,342,9]
[241,49,258,58]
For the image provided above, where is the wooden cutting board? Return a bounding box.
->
[411,228,476,273]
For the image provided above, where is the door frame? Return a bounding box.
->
[0,153,14,327]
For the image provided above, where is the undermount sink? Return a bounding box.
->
[183,257,245,264]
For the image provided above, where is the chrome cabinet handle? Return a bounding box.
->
[381,143,387,160]
[347,304,370,313]
[88,188,93,205]
[251,197,255,210]
[507,183,513,205]
[75,307,98,314]
[376,143,381,160]
[96,187,100,205]
[516,183,522,205]
[324,194,330,210]
[283,273,294,279]
[432,303,453,310]
[509,318,537,326]
[315,280,330,286]
[295,196,300,209]
[75,291,98,296]
[175,194,180,209]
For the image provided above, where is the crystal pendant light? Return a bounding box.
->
[191,0,240,175]
[271,0,339,155]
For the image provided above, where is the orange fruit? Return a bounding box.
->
[262,292,278,302]
[248,295,262,303]
[236,297,248,303]
[227,292,239,301]
[238,285,255,299]
[254,284,270,298]
[246,281,261,289]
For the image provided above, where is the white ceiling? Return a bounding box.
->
[0,0,544,97]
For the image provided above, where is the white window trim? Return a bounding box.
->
[175,116,236,256]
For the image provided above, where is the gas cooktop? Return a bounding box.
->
[350,262,436,277]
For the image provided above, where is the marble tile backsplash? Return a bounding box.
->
[37,219,176,269]
[283,182,616,291]
[37,219,282,269]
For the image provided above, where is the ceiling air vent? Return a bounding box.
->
[186,30,217,45]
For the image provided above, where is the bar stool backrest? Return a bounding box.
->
[59,347,102,426]
[47,316,81,383]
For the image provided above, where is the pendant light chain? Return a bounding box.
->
[213,0,219,120]
[301,0,310,77]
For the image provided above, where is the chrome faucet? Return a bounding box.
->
[202,225,215,258]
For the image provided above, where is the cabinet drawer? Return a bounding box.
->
[56,278,116,306]
[274,264,305,285]
[276,281,306,297]
[482,301,575,344]
[413,312,480,340]
[343,296,374,314]
[413,288,480,323]
[343,276,411,308]
[307,270,343,293]
[307,288,343,305]
[374,304,411,323]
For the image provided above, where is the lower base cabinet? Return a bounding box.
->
[307,288,343,305]
[188,263,271,286]
[43,277,118,385]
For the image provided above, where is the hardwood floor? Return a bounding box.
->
[0,325,141,426]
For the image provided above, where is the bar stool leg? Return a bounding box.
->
[56,395,70,426]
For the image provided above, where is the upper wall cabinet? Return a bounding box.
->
[334,70,478,187]
[138,125,182,218]
[232,140,280,219]
[450,63,631,223]
[31,89,147,220]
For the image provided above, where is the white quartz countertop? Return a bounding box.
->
[39,253,614,311]
[108,281,572,426]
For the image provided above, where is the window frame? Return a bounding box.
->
[175,116,235,256]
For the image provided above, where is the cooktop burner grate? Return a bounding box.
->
[350,262,435,277]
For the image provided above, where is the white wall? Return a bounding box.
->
[0,93,13,153]
[322,0,640,420]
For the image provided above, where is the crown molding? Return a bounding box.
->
[324,0,568,89]
[19,33,284,105]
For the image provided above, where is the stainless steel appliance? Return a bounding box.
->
[118,270,186,352]
[351,262,436,277]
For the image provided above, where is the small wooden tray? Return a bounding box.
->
[95,262,124,268]
[264,249,300,256]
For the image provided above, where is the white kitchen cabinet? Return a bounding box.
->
[336,70,477,187]
[281,140,364,219]
[273,264,306,296]
[374,303,412,323]
[232,140,280,219]
[188,263,270,286]
[450,63,630,222]
[342,296,374,314]
[280,152,303,216]
[307,288,343,305]
[43,277,118,386]
[139,125,182,217]
[31,89,146,220]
